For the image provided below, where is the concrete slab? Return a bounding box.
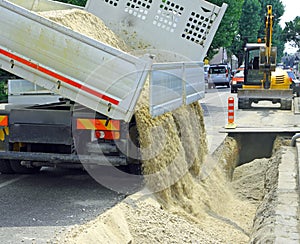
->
[219,127,300,133]
[294,97,300,114]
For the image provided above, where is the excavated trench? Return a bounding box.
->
[226,132,299,243]
[232,132,294,165]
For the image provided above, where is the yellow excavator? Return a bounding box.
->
[237,5,293,110]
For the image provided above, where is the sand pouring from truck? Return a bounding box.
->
[0,0,227,174]
[237,5,293,110]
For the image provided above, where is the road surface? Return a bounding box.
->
[201,87,300,153]
[0,168,125,243]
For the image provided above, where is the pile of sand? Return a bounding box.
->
[39,9,130,52]
[231,158,269,203]
[41,9,259,243]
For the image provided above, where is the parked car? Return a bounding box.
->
[207,64,230,89]
[230,68,244,93]
[284,69,300,97]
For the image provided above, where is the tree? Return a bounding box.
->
[282,16,300,51]
[233,0,261,66]
[205,0,244,60]
[240,0,261,43]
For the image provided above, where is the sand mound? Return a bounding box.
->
[41,9,258,243]
[39,9,130,52]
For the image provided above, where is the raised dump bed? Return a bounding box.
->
[0,0,153,122]
[85,0,227,61]
[0,0,227,121]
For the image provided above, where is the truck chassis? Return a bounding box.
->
[0,101,140,174]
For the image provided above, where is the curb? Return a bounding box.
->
[273,145,300,243]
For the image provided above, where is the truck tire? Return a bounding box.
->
[238,98,244,109]
[280,99,292,110]
[208,83,215,89]
[126,123,142,175]
[0,159,15,174]
[238,98,250,109]
[10,160,41,174]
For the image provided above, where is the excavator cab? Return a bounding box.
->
[243,43,277,88]
[243,44,265,87]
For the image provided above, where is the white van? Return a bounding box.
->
[208,64,230,88]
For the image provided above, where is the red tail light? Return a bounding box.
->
[95,131,120,140]
[0,115,8,126]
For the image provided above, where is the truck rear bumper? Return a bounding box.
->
[0,151,127,167]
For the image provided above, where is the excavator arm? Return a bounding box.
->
[263,5,274,89]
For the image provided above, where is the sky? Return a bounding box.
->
[279,0,300,53]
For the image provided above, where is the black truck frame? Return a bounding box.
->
[0,100,140,174]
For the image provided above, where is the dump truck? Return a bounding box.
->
[237,5,293,110]
[0,0,226,174]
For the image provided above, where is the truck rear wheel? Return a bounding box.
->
[126,123,142,175]
[10,160,41,174]
[238,98,250,109]
[280,99,292,110]
[0,159,15,174]
[208,83,215,89]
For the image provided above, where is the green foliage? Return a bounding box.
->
[54,0,87,7]
[240,0,261,43]
[0,70,8,102]
[0,81,7,102]
[258,0,284,38]
[232,0,261,66]
[205,0,244,60]
[0,69,22,102]
[282,16,300,51]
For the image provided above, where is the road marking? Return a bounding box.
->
[0,175,27,189]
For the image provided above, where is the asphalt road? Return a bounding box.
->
[201,86,300,152]
[0,167,126,243]
[201,86,232,153]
